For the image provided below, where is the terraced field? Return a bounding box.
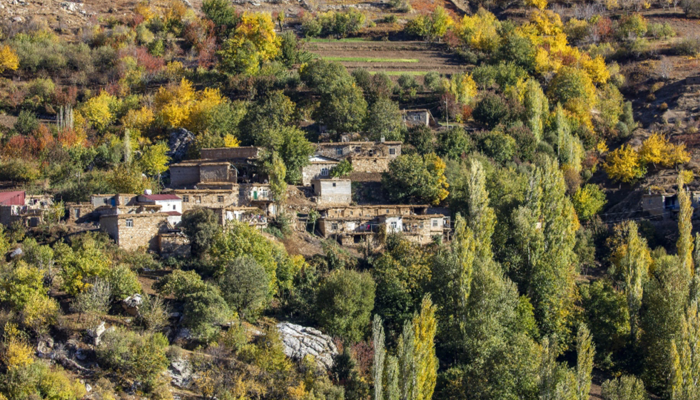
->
[306,40,466,80]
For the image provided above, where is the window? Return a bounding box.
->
[332,182,337,187]
[432,219,439,227]
[195,196,201,204]
[336,148,343,156]
[389,148,396,155]
[172,205,176,210]
[390,221,397,229]
[217,196,224,203]
[355,146,361,153]
[419,222,424,229]
[103,198,109,204]
[183,195,189,202]
[332,223,338,230]
[369,149,375,156]
[350,211,354,216]
[126,219,134,228]
[321,167,329,176]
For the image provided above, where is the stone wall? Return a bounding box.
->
[199,163,235,183]
[159,234,191,257]
[201,147,260,160]
[350,156,392,173]
[302,163,336,185]
[170,164,200,188]
[313,179,351,205]
[402,110,430,127]
[315,142,401,160]
[171,189,239,213]
[100,213,168,251]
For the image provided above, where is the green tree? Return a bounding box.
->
[138,141,170,179]
[365,98,403,142]
[382,153,449,205]
[217,256,270,320]
[372,315,386,400]
[315,79,368,134]
[278,126,315,184]
[406,125,435,155]
[523,78,549,141]
[14,110,39,135]
[478,131,516,164]
[203,0,239,37]
[239,90,296,147]
[180,208,220,259]
[678,173,694,275]
[573,184,607,221]
[576,324,595,400]
[331,159,353,178]
[437,127,472,160]
[262,151,287,202]
[97,329,169,391]
[106,264,142,301]
[601,375,647,400]
[55,235,111,296]
[511,157,578,341]
[315,268,376,343]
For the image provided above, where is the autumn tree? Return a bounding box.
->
[138,141,170,179]
[218,12,281,75]
[678,174,694,275]
[639,133,690,168]
[405,7,453,42]
[573,184,607,221]
[0,45,19,73]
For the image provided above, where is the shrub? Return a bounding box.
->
[106,264,142,301]
[97,329,169,391]
[14,110,39,135]
[675,35,700,56]
[573,184,607,221]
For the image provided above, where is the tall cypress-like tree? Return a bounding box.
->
[384,355,400,400]
[372,315,386,400]
[397,319,416,400]
[523,78,549,142]
[576,324,595,400]
[511,157,578,341]
[464,160,496,261]
[610,221,651,343]
[671,300,700,400]
[412,296,438,400]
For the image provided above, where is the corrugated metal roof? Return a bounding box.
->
[0,191,25,206]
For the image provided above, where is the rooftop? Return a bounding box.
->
[317,141,402,146]
[0,191,25,206]
[141,194,181,201]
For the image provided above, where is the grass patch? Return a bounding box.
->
[369,71,429,76]
[307,37,370,43]
[323,56,420,63]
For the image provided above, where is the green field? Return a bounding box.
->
[322,56,420,63]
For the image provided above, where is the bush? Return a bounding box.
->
[14,110,39,135]
[106,264,142,301]
[315,268,376,343]
[676,35,700,56]
[217,256,271,320]
[0,159,41,182]
[97,329,169,391]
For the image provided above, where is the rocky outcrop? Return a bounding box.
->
[122,294,142,316]
[277,322,338,371]
[169,358,195,389]
[168,128,195,163]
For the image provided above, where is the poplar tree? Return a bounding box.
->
[678,173,694,276]
[412,296,438,400]
[372,315,386,400]
[610,221,651,343]
[397,320,416,400]
[523,78,549,142]
[670,300,700,400]
[511,157,578,340]
[384,355,400,400]
[464,160,496,261]
[576,324,595,400]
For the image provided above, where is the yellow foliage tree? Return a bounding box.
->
[154,78,224,131]
[80,91,120,133]
[455,8,501,52]
[219,12,281,75]
[22,292,60,334]
[604,145,645,183]
[122,106,155,139]
[639,133,691,168]
[526,0,548,10]
[0,45,20,73]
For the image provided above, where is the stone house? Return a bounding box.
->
[0,191,54,227]
[402,109,436,128]
[641,189,700,218]
[379,214,451,245]
[314,141,401,175]
[317,204,432,246]
[100,210,172,251]
[301,155,340,186]
[169,146,266,188]
[169,189,239,213]
[311,179,351,205]
[212,206,268,228]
